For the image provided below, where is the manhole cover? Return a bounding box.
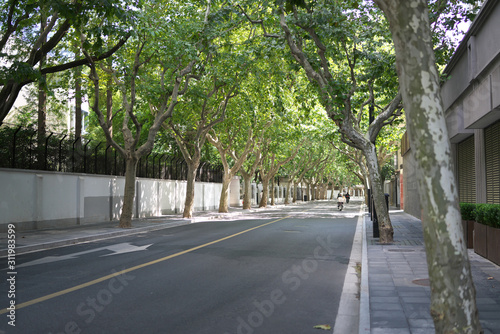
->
[387,249,415,252]
[412,278,430,286]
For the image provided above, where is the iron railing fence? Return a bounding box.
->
[0,125,223,183]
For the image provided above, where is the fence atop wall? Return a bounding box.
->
[0,125,222,183]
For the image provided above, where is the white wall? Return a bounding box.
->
[0,168,222,231]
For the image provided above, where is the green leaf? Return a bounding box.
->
[313,324,332,330]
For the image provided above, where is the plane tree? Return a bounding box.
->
[373,0,482,331]
[258,136,301,208]
[281,146,318,204]
[0,0,132,126]
[206,86,274,212]
[240,146,265,210]
[306,158,330,200]
[254,95,304,207]
[205,116,254,213]
[253,80,310,207]
[237,0,403,242]
[332,142,371,203]
[84,1,212,227]
[167,69,239,218]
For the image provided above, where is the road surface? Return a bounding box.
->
[1,201,361,334]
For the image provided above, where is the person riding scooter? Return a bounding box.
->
[345,193,350,203]
[337,193,345,211]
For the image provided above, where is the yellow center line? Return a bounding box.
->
[1,216,290,314]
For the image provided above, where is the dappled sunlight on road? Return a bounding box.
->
[218,201,365,222]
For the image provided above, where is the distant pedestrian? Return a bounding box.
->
[337,193,345,211]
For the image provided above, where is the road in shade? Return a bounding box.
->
[1,201,361,334]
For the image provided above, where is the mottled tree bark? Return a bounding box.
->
[119,157,138,228]
[240,150,263,210]
[218,174,231,213]
[259,177,270,208]
[183,161,199,218]
[363,140,393,242]
[284,180,292,204]
[240,169,254,210]
[373,0,481,332]
[270,178,276,206]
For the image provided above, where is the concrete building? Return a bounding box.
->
[402,0,500,218]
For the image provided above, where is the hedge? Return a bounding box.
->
[475,204,500,228]
[459,203,477,221]
[460,203,500,228]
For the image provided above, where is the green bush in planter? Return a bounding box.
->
[475,204,500,228]
[459,203,477,221]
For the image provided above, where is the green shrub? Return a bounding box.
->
[475,204,500,228]
[459,203,477,221]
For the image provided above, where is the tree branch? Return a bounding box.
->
[236,4,282,38]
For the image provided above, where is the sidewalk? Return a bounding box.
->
[0,207,249,257]
[0,202,301,257]
[361,209,500,334]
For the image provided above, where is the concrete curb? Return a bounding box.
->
[1,209,252,257]
[333,204,364,334]
[0,220,189,257]
[358,213,370,334]
[1,202,309,258]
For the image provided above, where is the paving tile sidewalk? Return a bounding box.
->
[364,209,500,334]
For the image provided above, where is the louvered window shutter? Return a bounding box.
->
[458,136,476,203]
[485,121,500,204]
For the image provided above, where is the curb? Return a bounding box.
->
[1,203,310,258]
[1,210,250,258]
[333,204,364,334]
[358,213,370,334]
[0,220,189,257]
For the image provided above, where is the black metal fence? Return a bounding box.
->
[0,125,222,183]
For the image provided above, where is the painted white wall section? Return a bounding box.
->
[0,168,222,231]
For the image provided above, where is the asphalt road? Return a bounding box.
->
[1,201,359,334]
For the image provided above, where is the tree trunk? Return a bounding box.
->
[363,142,393,243]
[292,182,299,203]
[284,180,292,205]
[37,14,47,170]
[259,178,269,208]
[374,0,481,332]
[119,157,138,228]
[241,172,253,210]
[271,178,276,206]
[218,173,231,213]
[37,80,47,169]
[75,71,82,136]
[106,76,113,138]
[183,161,198,218]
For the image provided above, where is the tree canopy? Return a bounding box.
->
[2,0,481,220]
